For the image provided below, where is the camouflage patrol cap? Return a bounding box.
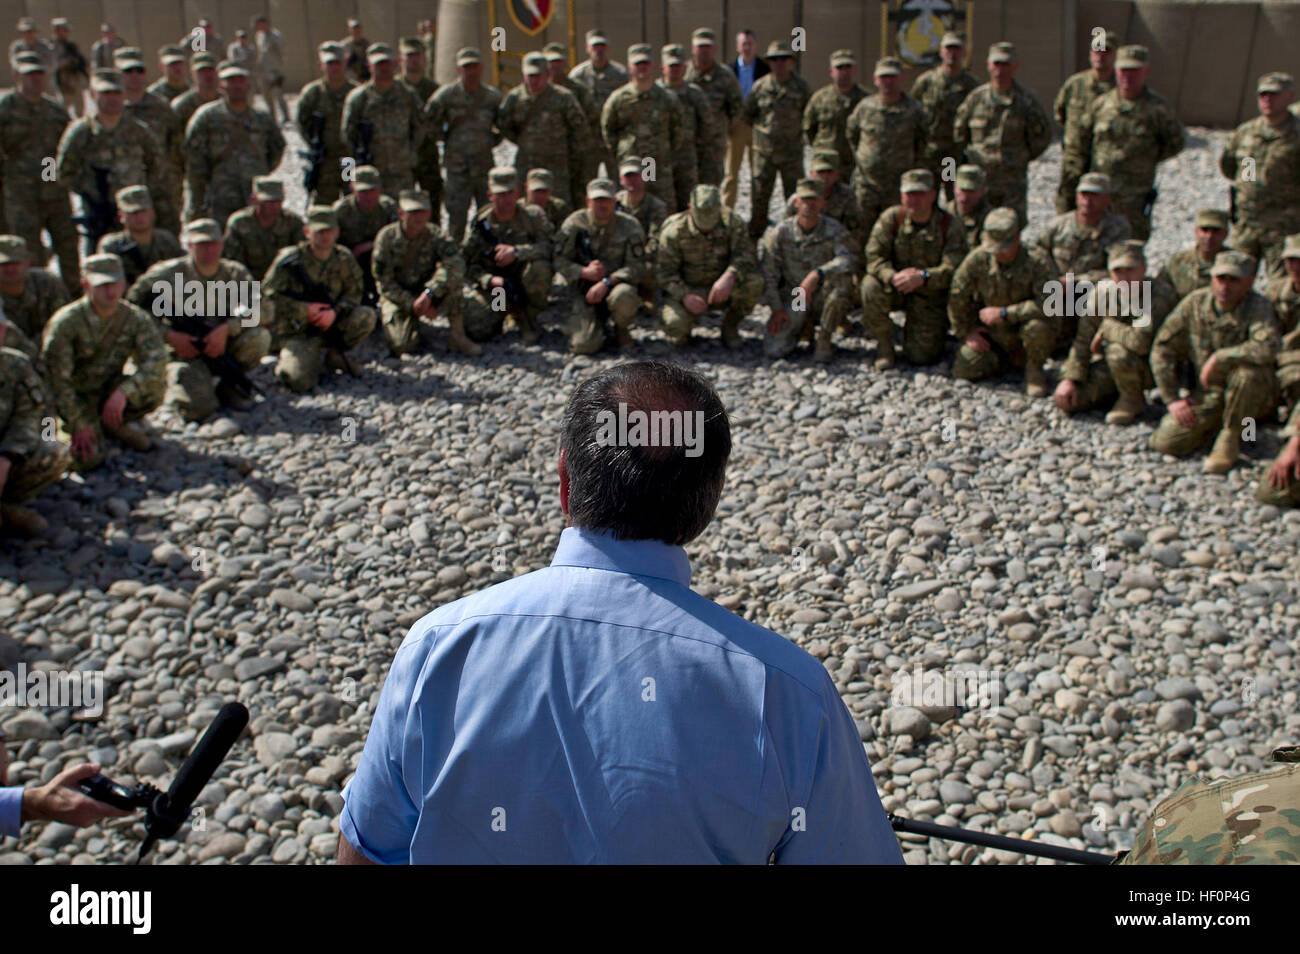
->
[114,46,144,63]
[17,17,36,32]
[691,28,716,47]
[318,43,344,63]
[218,60,251,79]
[235,30,249,40]
[1211,249,1256,278]
[618,156,644,176]
[91,69,124,92]
[810,149,839,172]
[585,30,609,46]
[252,177,284,201]
[689,184,723,229]
[1196,208,1229,230]
[198,18,214,28]
[306,206,339,230]
[1107,240,1145,270]
[14,52,44,74]
[522,52,547,75]
[0,236,29,263]
[587,178,617,200]
[1116,45,1148,69]
[526,168,553,189]
[115,185,153,212]
[628,44,653,65]
[981,207,1021,251]
[542,43,567,62]
[1258,72,1294,94]
[941,32,965,48]
[456,47,482,66]
[160,45,186,65]
[988,42,1017,64]
[52,18,69,30]
[1095,30,1121,52]
[183,218,223,243]
[1283,234,1300,259]
[398,189,432,212]
[400,37,425,55]
[83,253,125,286]
[192,51,217,69]
[793,178,821,200]
[956,164,987,189]
[830,49,856,67]
[1077,172,1112,194]
[900,169,935,193]
[874,57,903,76]
[765,41,794,60]
[662,44,685,66]
[367,43,395,63]
[353,165,381,191]
[347,18,362,29]
[489,166,519,193]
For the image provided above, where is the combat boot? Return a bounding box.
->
[519,311,541,344]
[1105,392,1144,425]
[326,349,362,377]
[1025,364,1048,398]
[447,315,482,356]
[614,323,634,349]
[1,503,48,537]
[1203,426,1241,474]
[814,328,833,363]
[107,422,151,451]
[720,312,742,348]
[874,339,895,371]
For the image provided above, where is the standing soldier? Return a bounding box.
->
[126,219,271,421]
[341,19,371,85]
[1153,209,1229,311]
[117,47,181,234]
[659,44,712,213]
[946,163,992,244]
[568,30,629,180]
[398,38,441,216]
[9,17,52,77]
[525,168,570,232]
[252,14,288,127]
[50,18,89,118]
[222,177,304,281]
[185,61,285,228]
[1220,72,1300,281]
[545,43,600,185]
[552,176,647,353]
[333,166,397,306]
[425,47,500,243]
[0,339,69,536]
[743,41,810,240]
[40,253,166,469]
[0,235,70,363]
[296,43,356,207]
[149,45,191,103]
[373,189,473,357]
[1053,30,1116,213]
[263,206,377,390]
[1062,45,1183,241]
[499,52,587,206]
[948,207,1057,396]
[342,44,423,199]
[171,52,220,207]
[861,169,966,369]
[228,32,257,73]
[846,57,927,231]
[953,42,1051,225]
[761,178,857,362]
[803,49,868,183]
[910,32,979,202]
[97,186,182,287]
[0,53,80,294]
[656,184,763,348]
[418,20,437,78]
[179,19,223,58]
[617,155,668,310]
[685,28,743,189]
[90,24,122,71]
[1149,250,1279,473]
[603,45,681,213]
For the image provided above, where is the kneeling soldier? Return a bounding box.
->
[222,177,306,283]
[761,178,856,362]
[0,341,70,536]
[861,168,966,368]
[97,186,183,287]
[1256,401,1300,507]
[373,189,474,356]
[552,177,647,354]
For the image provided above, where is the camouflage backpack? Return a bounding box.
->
[1117,746,1300,864]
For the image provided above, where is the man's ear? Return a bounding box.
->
[558,446,570,516]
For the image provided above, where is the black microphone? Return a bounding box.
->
[140,702,249,861]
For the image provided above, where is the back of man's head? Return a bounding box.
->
[561,362,731,546]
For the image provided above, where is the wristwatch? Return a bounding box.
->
[1000,306,1008,320]
[815,267,824,280]
[601,277,613,288]
[921,268,930,283]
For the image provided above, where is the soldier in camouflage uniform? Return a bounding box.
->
[332,165,396,306]
[862,169,966,369]
[685,29,743,189]
[184,61,284,228]
[846,57,927,233]
[263,206,377,391]
[40,254,166,470]
[804,49,868,183]
[341,19,370,85]
[126,219,270,421]
[789,150,866,256]
[948,207,1057,396]
[525,168,570,232]
[618,156,668,310]
[953,42,1051,225]
[178,18,222,59]
[1267,235,1300,425]
[50,18,88,119]
[222,177,304,281]
[499,52,587,206]
[1149,250,1279,473]
[545,43,601,186]
[1062,45,1184,241]
[743,41,811,240]
[0,339,68,536]
[57,69,173,257]
[945,163,992,246]
[1054,240,1158,424]
[761,178,857,362]
[1220,72,1300,282]
[1152,208,1228,318]
[425,47,501,244]
[658,44,711,212]
[147,45,191,103]
[909,33,979,203]
[8,17,52,75]
[1258,402,1300,507]
[461,168,553,345]
[170,53,219,192]
[296,43,356,207]
[1053,30,1116,214]
[373,189,474,357]
[399,37,441,217]
[603,45,681,214]
[0,53,79,294]
[656,184,763,347]
[90,25,123,72]
[1036,172,1132,351]
[116,47,182,233]
[552,177,647,354]
[96,186,182,287]
[342,44,423,199]
[568,30,629,181]
[0,234,68,367]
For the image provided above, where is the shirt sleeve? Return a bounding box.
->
[0,785,22,838]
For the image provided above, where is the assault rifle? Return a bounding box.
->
[473,217,528,311]
[277,257,356,369]
[346,49,371,83]
[110,239,149,286]
[352,118,375,169]
[300,111,327,211]
[889,814,1115,865]
[167,310,260,400]
[573,229,611,327]
[71,165,117,250]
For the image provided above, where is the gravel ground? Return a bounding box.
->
[3,114,1299,866]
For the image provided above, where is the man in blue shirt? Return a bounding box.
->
[722,29,769,210]
[339,361,901,864]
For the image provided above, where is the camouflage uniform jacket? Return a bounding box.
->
[126,256,259,336]
[424,80,502,164]
[1150,287,1280,404]
[953,82,1051,177]
[759,214,856,311]
[125,91,180,166]
[401,76,438,106]
[462,203,553,293]
[866,205,966,293]
[1053,69,1112,132]
[785,182,865,250]
[616,189,668,257]
[56,113,171,208]
[263,242,364,335]
[40,296,167,433]
[342,82,423,177]
[948,244,1054,339]
[98,229,184,287]
[556,75,601,140]
[656,208,758,300]
[183,100,285,204]
[683,61,743,134]
[147,78,191,104]
[552,208,646,288]
[222,207,306,281]
[342,38,370,84]
[2,268,70,350]
[1063,86,1184,196]
[333,194,399,250]
[0,89,70,198]
[1152,246,1214,310]
[528,197,570,233]
[170,89,220,167]
[1036,209,1132,280]
[845,92,927,188]
[1220,113,1300,226]
[1266,274,1300,336]
[910,67,978,161]
[0,347,46,460]
[497,83,586,175]
[659,79,712,175]
[743,73,812,156]
[296,78,357,157]
[372,221,465,309]
[602,82,681,167]
[1063,278,1158,381]
[945,195,992,245]
[568,60,630,115]
[803,82,869,177]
